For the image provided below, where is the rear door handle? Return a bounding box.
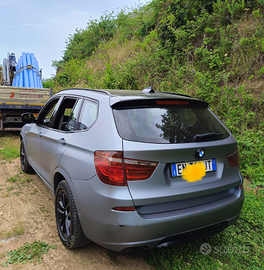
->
[58,138,66,145]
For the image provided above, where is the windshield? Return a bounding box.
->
[113,106,230,144]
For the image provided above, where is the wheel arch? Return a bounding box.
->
[54,172,65,196]
[20,135,27,153]
[20,135,25,146]
[53,168,81,214]
[54,176,90,248]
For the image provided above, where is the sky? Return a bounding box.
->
[0,0,149,79]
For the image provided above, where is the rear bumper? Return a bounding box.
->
[96,216,239,252]
[73,177,244,252]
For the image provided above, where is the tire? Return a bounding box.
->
[55,180,90,249]
[20,140,34,173]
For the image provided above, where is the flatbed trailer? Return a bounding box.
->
[0,86,51,131]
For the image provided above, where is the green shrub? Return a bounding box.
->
[51,0,264,188]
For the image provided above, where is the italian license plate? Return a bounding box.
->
[171,159,216,177]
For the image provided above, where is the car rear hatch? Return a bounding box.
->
[111,95,242,216]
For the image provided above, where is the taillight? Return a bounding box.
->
[94,151,158,186]
[226,149,240,167]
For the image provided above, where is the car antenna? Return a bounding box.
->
[142,86,155,94]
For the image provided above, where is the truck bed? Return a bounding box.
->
[0,86,52,131]
[0,86,51,109]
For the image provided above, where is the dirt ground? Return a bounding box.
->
[0,158,154,270]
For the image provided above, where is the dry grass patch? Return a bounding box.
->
[85,38,143,73]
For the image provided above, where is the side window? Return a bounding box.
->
[38,98,60,127]
[56,98,81,131]
[77,99,98,130]
[64,99,83,131]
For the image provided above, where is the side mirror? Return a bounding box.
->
[21,113,36,125]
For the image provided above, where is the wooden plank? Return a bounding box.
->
[0,86,51,104]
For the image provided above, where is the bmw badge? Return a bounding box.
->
[195,148,205,159]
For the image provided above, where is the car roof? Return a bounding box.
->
[57,88,208,107]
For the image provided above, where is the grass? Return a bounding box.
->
[0,223,24,239]
[6,187,14,192]
[2,171,32,197]
[0,147,19,161]
[6,171,32,186]
[129,185,264,269]
[30,189,37,195]
[1,241,56,267]
[6,176,17,183]
[0,132,20,161]
[13,191,21,196]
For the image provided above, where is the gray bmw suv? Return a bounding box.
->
[20,88,244,252]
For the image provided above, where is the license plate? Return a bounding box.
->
[171,159,216,177]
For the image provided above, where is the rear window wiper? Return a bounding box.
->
[194,133,223,141]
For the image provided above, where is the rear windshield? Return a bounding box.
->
[113,106,230,144]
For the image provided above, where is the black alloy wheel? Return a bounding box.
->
[56,187,72,241]
[55,180,90,249]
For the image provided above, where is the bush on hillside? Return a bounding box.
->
[52,0,264,186]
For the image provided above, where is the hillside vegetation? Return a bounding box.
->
[41,0,264,268]
[47,0,264,189]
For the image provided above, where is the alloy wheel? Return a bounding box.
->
[56,189,72,240]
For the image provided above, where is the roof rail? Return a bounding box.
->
[58,88,111,96]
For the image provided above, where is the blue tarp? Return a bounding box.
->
[12,52,43,88]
